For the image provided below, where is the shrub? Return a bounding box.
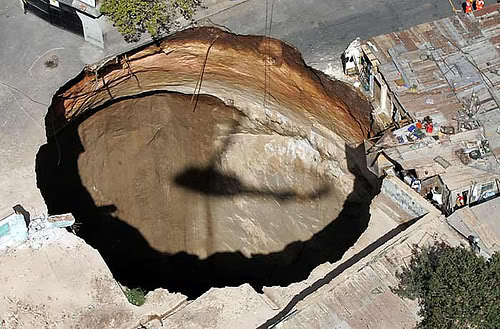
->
[100,0,201,42]
[125,287,146,306]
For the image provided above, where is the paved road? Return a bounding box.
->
[0,0,491,216]
[0,4,87,217]
[206,0,455,71]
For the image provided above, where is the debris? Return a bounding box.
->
[343,38,361,76]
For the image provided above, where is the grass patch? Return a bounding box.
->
[125,287,146,306]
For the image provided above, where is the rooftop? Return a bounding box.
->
[448,195,500,255]
[358,6,500,263]
[277,211,464,329]
[366,5,500,192]
[58,0,101,18]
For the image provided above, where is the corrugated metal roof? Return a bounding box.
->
[368,5,500,191]
[274,9,500,329]
[278,8,500,329]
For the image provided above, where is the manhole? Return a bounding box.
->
[44,55,59,69]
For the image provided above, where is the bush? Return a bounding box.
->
[125,287,146,306]
[100,0,201,42]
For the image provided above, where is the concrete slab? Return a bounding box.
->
[0,213,28,251]
[0,228,135,328]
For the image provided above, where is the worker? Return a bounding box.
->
[476,0,484,10]
[426,122,433,133]
[465,0,473,13]
[402,172,413,186]
[456,193,465,208]
[411,179,422,193]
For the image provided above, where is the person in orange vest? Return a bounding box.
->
[465,0,473,13]
[476,0,484,10]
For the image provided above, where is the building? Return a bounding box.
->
[0,209,29,251]
[25,0,104,47]
[346,5,500,218]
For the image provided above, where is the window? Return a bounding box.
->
[478,181,498,201]
[481,182,495,194]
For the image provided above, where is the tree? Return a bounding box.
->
[392,242,500,328]
[100,0,202,42]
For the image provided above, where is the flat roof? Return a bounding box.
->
[57,0,101,18]
[281,214,465,329]
[448,196,500,254]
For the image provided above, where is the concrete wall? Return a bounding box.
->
[378,175,430,222]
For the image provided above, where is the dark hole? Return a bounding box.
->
[36,92,379,299]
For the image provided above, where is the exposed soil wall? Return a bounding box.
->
[48,28,373,142]
[37,28,378,298]
[69,93,345,258]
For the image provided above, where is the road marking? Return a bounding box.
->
[28,47,64,77]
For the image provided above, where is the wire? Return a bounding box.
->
[50,105,62,167]
[268,0,275,106]
[263,0,275,108]
[191,35,219,112]
[0,80,48,107]
[264,0,269,107]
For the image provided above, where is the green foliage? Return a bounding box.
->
[100,0,201,42]
[393,242,500,328]
[125,287,146,306]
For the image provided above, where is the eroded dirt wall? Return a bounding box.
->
[37,28,378,298]
[48,28,373,142]
[72,93,344,258]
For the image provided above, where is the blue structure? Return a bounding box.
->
[0,212,28,251]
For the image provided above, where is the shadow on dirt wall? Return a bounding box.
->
[36,110,380,300]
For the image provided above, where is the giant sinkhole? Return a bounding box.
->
[36,28,379,299]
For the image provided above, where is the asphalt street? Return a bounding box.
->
[0,0,493,216]
[205,0,455,71]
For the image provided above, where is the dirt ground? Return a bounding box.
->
[77,93,247,258]
[76,92,343,255]
[0,228,135,329]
